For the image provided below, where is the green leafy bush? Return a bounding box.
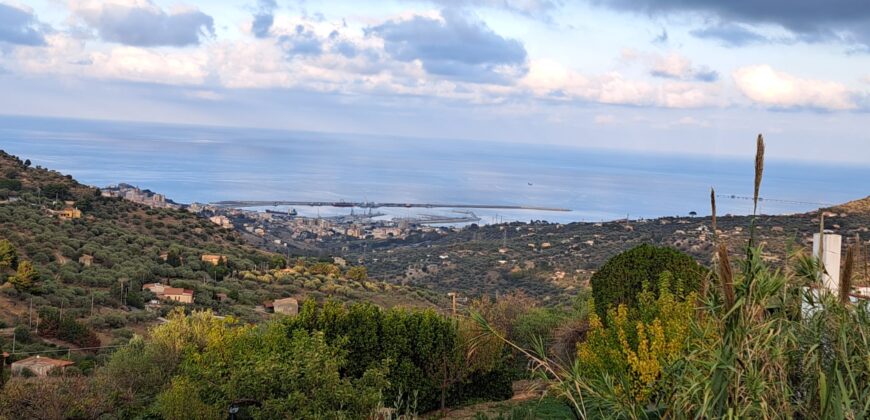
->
[590,244,704,317]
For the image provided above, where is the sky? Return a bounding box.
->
[1,0,870,163]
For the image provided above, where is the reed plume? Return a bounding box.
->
[711,187,717,238]
[718,244,734,308]
[841,244,856,304]
[753,134,765,216]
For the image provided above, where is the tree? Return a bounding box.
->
[345,266,368,282]
[0,239,16,270]
[269,255,286,270]
[9,260,37,291]
[590,244,704,317]
[23,159,30,168]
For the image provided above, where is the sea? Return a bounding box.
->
[1,115,868,225]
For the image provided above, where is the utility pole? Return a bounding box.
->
[447,292,457,317]
[28,297,32,330]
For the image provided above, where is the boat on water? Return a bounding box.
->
[265,208,298,216]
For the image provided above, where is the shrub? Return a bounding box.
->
[590,244,704,317]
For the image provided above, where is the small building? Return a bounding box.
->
[58,207,82,220]
[142,283,194,304]
[201,254,226,265]
[78,254,94,267]
[162,287,194,304]
[11,355,74,377]
[209,215,233,229]
[264,297,299,315]
[216,292,229,302]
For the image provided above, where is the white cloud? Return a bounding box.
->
[522,59,722,108]
[732,65,856,110]
[90,47,209,84]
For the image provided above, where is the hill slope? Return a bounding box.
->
[0,151,439,351]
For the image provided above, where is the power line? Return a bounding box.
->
[716,194,833,208]
[5,344,128,357]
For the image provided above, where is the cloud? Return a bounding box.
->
[70,0,214,47]
[0,3,48,46]
[649,53,718,82]
[522,58,722,108]
[690,22,770,47]
[418,0,563,21]
[251,0,277,38]
[89,46,210,84]
[652,27,668,44]
[589,0,870,49]
[368,9,528,84]
[277,24,323,56]
[732,65,857,110]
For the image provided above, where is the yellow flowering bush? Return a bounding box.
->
[577,272,696,404]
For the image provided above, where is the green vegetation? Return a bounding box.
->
[3,138,870,418]
[590,244,704,317]
[0,150,439,357]
[0,303,515,418]
[470,135,870,419]
[286,299,514,413]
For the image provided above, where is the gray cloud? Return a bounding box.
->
[368,9,527,83]
[690,22,770,47]
[278,25,322,56]
[76,2,214,47]
[590,0,870,48]
[0,4,47,46]
[252,0,277,38]
[652,27,668,44]
[650,67,718,82]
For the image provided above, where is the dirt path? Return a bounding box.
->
[423,380,546,419]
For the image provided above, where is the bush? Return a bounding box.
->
[13,325,31,343]
[590,244,704,317]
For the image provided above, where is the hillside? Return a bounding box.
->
[830,195,870,214]
[351,203,870,305]
[0,151,440,356]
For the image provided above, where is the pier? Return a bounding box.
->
[210,200,571,212]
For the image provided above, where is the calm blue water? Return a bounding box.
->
[1,115,867,224]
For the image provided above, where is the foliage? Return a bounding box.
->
[0,239,16,270]
[36,307,101,348]
[575,273,696,416]
[149,310,387,419]
[590,244,704,317]
[286,300,513,413]
[345,265,368,282]
[8,260,38,291]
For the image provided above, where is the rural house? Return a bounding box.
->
[11,355,74,377]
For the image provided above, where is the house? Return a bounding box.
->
[78,254,94,267]
[11,355,74,377]
[142,283,166,295]
[264,297,299,315]
[162,287,194,304]
[142,283,194,304]
[201,254,226,265]
[216,293,229,302]
[58,207,82,220]
[209,215,233,229]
